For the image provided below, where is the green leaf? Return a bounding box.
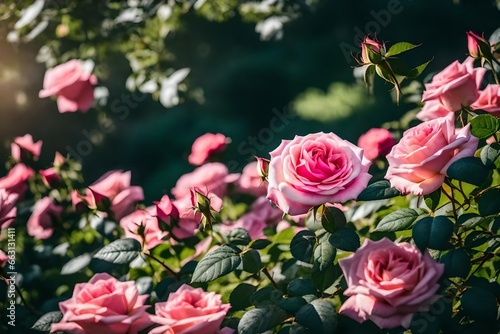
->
[290,230,316,263]
[320,206,346,233]
[328,228,360,252]
[191,244,242,282]
[375,208,427,232]
[296,299,337,334]
[238,305,288,334]
[446,157,492,187]
[230,283,257,311]
[288,278,317,297]
[228,228,251,245]
[277,297,308,314]
[480,143,500,168]
[249,239,272,250]
[242,249,262,274]
[311,264,337,293]
[93,238,141,264]
[386,41,420,57]
[439,248,471,278]
[31,311,63,331]
[464,231,489,248]
[357,180,401,201]
[461,287,498,321]
[407,59,432,78]
[60,253,92,275]
[457,213,493,229]
[478,188,500,215]
[469,114,500,139]
[386,57,410,76]
[250,287,281,307]
[313,231,336,271]
[424,189,441,211]
[413,216,454,251]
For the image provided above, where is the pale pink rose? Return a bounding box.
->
[339,238,444,329]
[0,189,18,229]
[0,250,7,267]
[155,195,179,222]
[237,162,268,197]
[11,134,43,162]
[357,128,396,161]
[27,197,62,240]
[267,132,372,215]
[86,170,144,221]
[0,163,34,197]
[416,100,453,121]
[171,163,239,200]
[385,114,478,195]
[422,57,486,111]
[39,59,97,113]
[40,167,60,187]
[171,197,202,240]
[471,84,500,117]
[50,273,153,334]
[150,284,230,334]
[120,206,168,250]
[188,133,228,166]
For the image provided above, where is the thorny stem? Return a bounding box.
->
[261,267,280,290]
[143,252,180,279]
[441,186,458,221]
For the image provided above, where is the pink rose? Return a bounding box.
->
[171,163,239,200]
[422,57,486,111]
[51,273,153,334]
[40,152,65,187]
[27,197,62,240]
[39,59,97,113]
[385,114,478,195]
[120,206,168,250]
[11,134,43,162]
[471,84,500,116]
[171,196,203,240]
[0,163,34,196]
[339,238,444,329]
[357,128,395,161]
[86,170,144,221]
[150,284,230,334]
[0,250,7,267]
[237,161,268,197]
[0,189,18,229]
[416,100,453,121]
[155,195,179,222]
[267,132,372,215]
[360,36,383,64]
[188,133,228,166]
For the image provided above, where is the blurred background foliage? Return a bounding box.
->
[0,0,499,202]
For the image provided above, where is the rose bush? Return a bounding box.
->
[188,133,228,166]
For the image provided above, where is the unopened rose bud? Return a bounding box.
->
[256,157,270,181]
[361,36,383,65]
[466,31,492,59]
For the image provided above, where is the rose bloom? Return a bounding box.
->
[85,170,144,221]
[150,284,230,334]
[267,132,372,215]
[0,163,34,196]
[27,197,62,240]
[120,206,168,250]
[422,57,486,112]
[357,128,395,161]
[188,133,228,166]
[237,161,268,197]
[0,189,18,229]
[339,238,444,329]
[171,163,239,200]
[50,273,153,334]
[11,134,43,162]
[0,250,7,267]
[39,59,97,113]
[171,196,204,240]
[471,84,500,117]
[416,100,454,121]
[385,114,478,195]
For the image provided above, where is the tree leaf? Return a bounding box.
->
[296,299,337,334]
[287,278,317,297]
[93,238,141,264]
[357,180,401,201]
[375,208,427,232]
[61,253,92,275]
[31,311,63,331]
[446,157,491,187]
[469,114,500,139]
[238,305,288,334]
[439,248,471,278]
[290,230,316,263]
[386,42,420,57]
[228,228,251,245]
[191,244,242,282]
[478,188,500,216]
[230,283,257,311]
[413,216,454,251]
[328,228,360,252]
[408,59,432,78]
[313,231,336,271]
[480,143,500,168]
[242,249,262,274]
[320,206,346,233]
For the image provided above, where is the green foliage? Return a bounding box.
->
[469,114,500,139]
[375,208,427,232]
[93,238,141,264]
[413,216,454,251]
[191,244,242,282]
[357,180,401,201]
[295,299,337,334]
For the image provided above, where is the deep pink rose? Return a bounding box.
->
[237,161,268,197]
[267,132,372,215]
[471,84,500,117]
[422,57,486,111]
[357,128,396,161]
[120,206,168,250]
[339,238,444,329]
[171,163,239,200]
[385,114,478,195]
[51,273,153,334]
[0,189,18,229]
[171,196,203,240]
[39,59,97,113]
[416,100,453,121]
[467,31,483,59]
[0,250,7,267]
[86,170,144,221]
[188,133,228,166]
[0,163,34,196]
[27,197,62,240]
[11,134,43,162]
[155,194,179,222]
[150,284,230,334]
